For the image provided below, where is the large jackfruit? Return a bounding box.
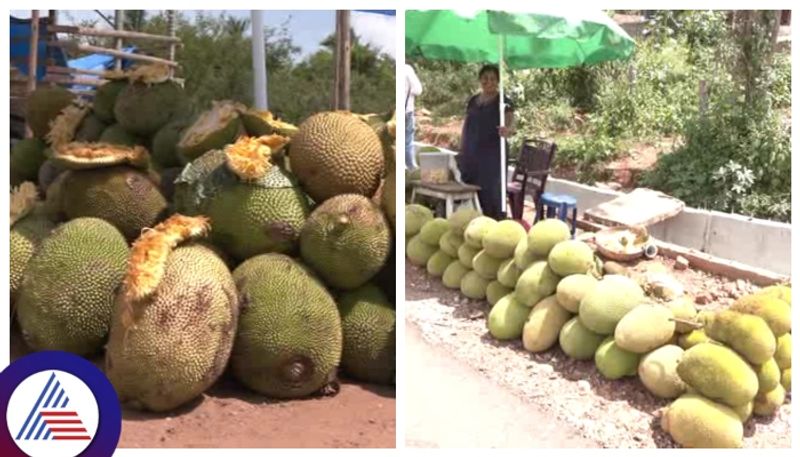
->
[382,169,395,231]
[457,243,481,269]
[487,293,530,340]
[578,275,645,335]
[290,111,384,202]
[26,86,75,139]
[514,261,560,307]
[700,310,776,365]
[595,336,640,380]
[774,333,790,369]
[464,216,497,249]
[93,79,128,123]
[438,229,462,257]
[106,216,238,411]
[660,394,743,448]
[10,183,55,302]
[753,384,785,416]
[547,240,595,277]
[677,343,758,407]
[482,220,526,259]
[178,101,244,161]
[559,316,605,360]
[151,118,192,169]
[614,304,676,353]
[755,284,791,305]
[513,236,540,270]
[231,253,340,398]
[337,284,394,385]
[638,345,686,399]
[447,207,481,236]
[442,261,470,289]
[427,250,455,277]
[527,218,570,256]
[300,194,391,290]
[419,218,449,245]
[405,204,433,238]
[10,138,48,186]
[555,274,598,313]
[730,293,791,336]
[487,281,512,306]
[17,218,128,355]
[497,258,521,288]
[407,235,438,266]
[114,80,189,137]
[522,296,572,353]
[472,249,502,280]
[175,142,311,261]
[460,271,491,300]
[75,113,108,142]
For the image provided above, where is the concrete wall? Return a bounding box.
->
[539,177,791,276]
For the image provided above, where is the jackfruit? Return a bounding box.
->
[638,345,686,399]
[755,358,780,394]
[559,316,604,360]
[614,304,676,353]
[667,297,698,334]
[461,271,491,300]
[755,284,791,305]
[594,336,640,380]
[447,207,481,236]
[382,170,395,231]
[700,310,775,365]
[151,118,192,169]
[373,248,396,307]
[774,333,790,369]
[514,261,559,307]
[105,215,237,411]
[578,275,646,335]
[483,220,526,259]
[26,86,75,139]
[300,194,391,290]
[487,294,530,340]
[731,401,753,423]
[427,250,455,277]
[781,368,790,391]
[406,204,433,238]
[17,218,128,355]
[37,159,65,198]
[555,274,598,313]
[677,343,758,407]
[487,281,512,306]
[239,109,299,138]
[419,218,450,245]
[10,184,55,302]
[99,123,144,146]
[678,329,713,350]
[660,394,743,448]
[178,101,244,161]
[74,113,108,142]
[290,111,384,202]
[338,284,394,385]
[10,138,47,186]
[438,230,462,257]
[407,235,438,266]
[730,293,791,336]
[513,236,540,270]
[93,79,128,123]
[472,249,502,280]
[547,240,595,277]
[522,296,572,353]
[753,384,785,416]
[114,80,189,137]
[442,261,470,289]
[457,243,481,268]
[464,216,497,248]
[527,218,570,256]
[497,259,521,288]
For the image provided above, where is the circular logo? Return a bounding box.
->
[1,352,121,457]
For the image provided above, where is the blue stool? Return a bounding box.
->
[537,192,578,236]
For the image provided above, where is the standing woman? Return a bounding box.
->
[458,64,514,220]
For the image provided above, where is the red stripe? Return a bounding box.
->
[49,428,86,433]
[45,420,82,424]
[53,436,91,440]
[40,411,78,416]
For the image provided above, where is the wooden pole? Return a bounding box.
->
[114,10,123,70]
[47,25,181,43]
[333,10,351,110]
[47,42,179,67]
[167,10,176,78]
[26,10,40,138]
[332,13,341,109]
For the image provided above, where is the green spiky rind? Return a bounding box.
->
[151,119,191,169]
[10,212,55,301]
[74,113,109,142]
[93,80,128,123]
[26,86,75,139]
[99,124,145,147]
[113,80,189,137]
[10,138,48,186]
[338,284,395,384]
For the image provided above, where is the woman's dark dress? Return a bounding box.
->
[457,93,514,220]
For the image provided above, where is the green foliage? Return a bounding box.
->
[410,60,480,117]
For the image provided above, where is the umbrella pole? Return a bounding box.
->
[498,35,507,218]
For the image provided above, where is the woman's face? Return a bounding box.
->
[480,71,499,95]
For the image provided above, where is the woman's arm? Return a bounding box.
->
[498,109,515,137]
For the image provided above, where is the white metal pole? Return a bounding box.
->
[251,10,268,110]
[498,34,507,217]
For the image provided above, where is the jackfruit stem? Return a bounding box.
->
[669,317,704,330]
[10,182,39,226]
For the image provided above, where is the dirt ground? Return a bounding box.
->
[405,259,791,449]
[10,329,396,448]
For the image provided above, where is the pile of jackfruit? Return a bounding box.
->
[10,64,396,413]
[406,205,791,448]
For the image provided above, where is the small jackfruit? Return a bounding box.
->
[99,123,143,146]
[781,368,790,391]
[486,281,512,306]
[638,345,686,399]
[457,243,481,269]
[614,304,676,353]
[559,316,605,360]
[487,294,530,340]
[752,384,785,416]
[463,216,497,249]
[10,138,47,186]
[447,207,481,236]
[755,284,791,305]
[26,86,75,139]
[407,235,438,266]
[667,296,698,334]
[514,261,560,307]
[442,261,470,289]
[427,250,455,277]
[513,236,540,270]
[678,329,713,350]
[527,219,570,256]
[93,79,127,123]
[522,296,572,353]
[774,333,790,369]
[578,275,645,335]
[461,271,491,300]
[754,358,781,394]
[595,336,640,380]
[677,343,758,407]
[482,220,526,259]
[405,204,434,238]
[496,258,521,288]
[419,218,450,245]
[731,401,753,423]
[472,249,502,280]
[151,118,192,169]
[75,113,109,142]
[438,229,463,257]
[660,394,743,448]
[547,240,595,277]
[700,310,776,365]
[555,274,598,313]
[730,293,791,336]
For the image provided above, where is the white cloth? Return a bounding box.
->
[405,63,422,113]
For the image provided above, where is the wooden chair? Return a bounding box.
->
[506,139,557,221]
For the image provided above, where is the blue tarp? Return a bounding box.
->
[355,10,396,16]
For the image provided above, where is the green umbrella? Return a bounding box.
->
[406,9,635,216]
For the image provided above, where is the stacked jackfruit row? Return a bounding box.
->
[406,205,791,448]
[10,64,396,413]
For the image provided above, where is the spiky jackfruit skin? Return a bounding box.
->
[10,138,47,186]
[382,170,395,231]
[290,112,383,202]
[678,329,714,350]
[513,236,540,270]
[98,123,145,146]
[677,343,758,407]
[730,293,791,336]
[487,294,530,340]
[438,230,462,257]
[442,261,470,289]
[472,249,502,280]
[74,113,108,142]
[756,285,791,305]
[26,86,75,139]
[781,368,790,391]
[556,274,598,313]
[487,281,512,306]
[460,271,491,300]
[60,166,168,241]
[595,336,640,380]
[448,208,481,237]
[457,243,480,269]
[522,296,572,353]
[614,304,676,353]
[527,219,570,256]
[514,261,559,307]
[405,204,433,238]
[230,254,340,398]
[427,250,455,277]
[178,117,242,162]
[300,194,391,290]
[661,394,743,448]
[755,358,781,394]
[497,259,521,288]
[667,297,698,333]
[338,284,395,385]
[151,119,191,169]
[113,81,189,137]
[753,384,785,416]
[774,333,790,369]
[93,80,127,123]
[10,213,55,302]
[17,218,128,355]
[559,316,605,360]
[547,240,595,277]
[701,310,776,365]
[419,218,449,245]
[578,275,645,335]
[483,220,526,259]
[107,243,238,412]
[407,235,438,267]
[638,345,686,399]
[464,216,497,249]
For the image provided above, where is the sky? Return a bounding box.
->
[10,10,396,60]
